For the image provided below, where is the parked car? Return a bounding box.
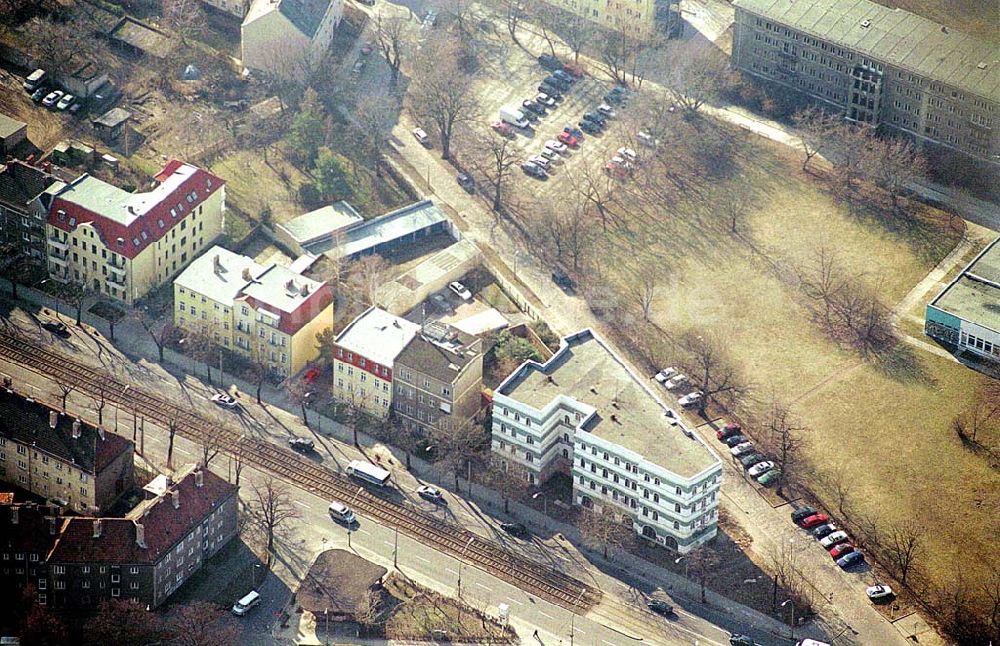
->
[740,452,764,468]
[41,90,63,108]
[791,507,818,524]
[538,53,562,70]
[579,120,601,135]
[747,461,775,478]
[866,585,894,602]
[303,368,321,384]
[819,530,850,548]
[717,422,741,440]
[563,125,584,139]
[604,161,629,179]
[412,128,431,146]
[537,83,563,99]
[810,523,838,539]
[647,599,674,616]
[30,87,48,102]
[211,393,239,409]
[678,391,703,407]
[757,469,781,486]
[448,281,472,301]
[431,293,450,311]
[522,99,546,115]
[799,513,830,529]
[597,103,617,118]
[417,485,445,503]
[56,94,75,111]
[42,321,71,338]
[637,131,658,148]
[583,111,607,125]
[289,437,315,452]
[544,139,567,154]
[529,155,551,171]
[23,68,47,92]
[836,551,865,569]
[536,93,557,107]
[456,172,475,193]
[360,42,374,55]
[521,162,547,179]
[723,434,747,448]
[552,69,575,84]
[665,374,687,389]
[654,367,678,384]
[538,148,559,161]
[557,131,578,147]
[617,147,638,163]
[829,543,855,559]
[729,635,755,646]
[604,90,624,105]
[543,75,569,90]
[552,270,575,291]
[562,62,585,77]
[500,522,528,538]
[422,9,438,27]
[490,121,515,137]
[730,442,754,457]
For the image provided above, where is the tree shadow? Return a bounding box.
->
[870,341,935,386]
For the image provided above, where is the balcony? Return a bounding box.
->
[48,237,69,252]
[48,253,68,268]
[106,273,126,287]
[108,262,127,276]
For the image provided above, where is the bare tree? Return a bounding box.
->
[286,378,314,426]
[409,36,479,161]
[374,13,407,85]
[886,520,923,585]
[687,548,720,603]
[90,384,108,426]
[184,326,218,384]
[762,399,802,497]
[982,566,1000,635]
[482,462,529,514]
[429,419,489,489]
[136,311,176,363]
[57,280,90,326]
[351,90,397,178]
[680,331,750,416]
[573,163,627,231]
[167,601,241,646]
[791,105,841,171]
[54,377,75,411]
[231,436,249,488]
[563,12,595,63]
[717,178,755,235]
[823,464,853,520]
[20,16,93,77]
[579,506,631,560]
[84,599,165,645]
[864,135,928,211]
[343,254,393,309]
[626,263,659,321]
[504,0,526,44]
[662,40,730,116]
[164,408,182,469]
[250,477,301,563]
[529,200,596,274]
[467,130,519,213]
[161,0,207,44]
[767,538,805,608]
[199,415,226,468]
[354,588,383,636]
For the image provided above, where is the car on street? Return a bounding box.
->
[730,442,754,457]
[490,121,515,137]
[647,599,674,616]
[866,585,894,602]
[757,469,781,486]
[748,461,776,478]
[552,270,575,291]
[211,393,239,409]
[579,120,602,135]
[456,172,475,193]
[56,94,75,110]
[717,422,741,440]
[328,500,356,525]
[536,93,557,107]
[431,293,450,311]
[729,635,755,646]
[678,391,703,407]
[41,90,63,108]
[740,452,764,468]
[529,155,551,171]
[563,125,584,139]
[800,513,830,529]
[521,162,547,179]
[544,139,567,154]
[654,367,678,384]
[664,374,687,390]
[791,507,818,524]
[42,321,71,338]
[500,522,529,538]
[417,485,445,503]
[412,128,430,146]
[448,281,472,300]
[810,523,838,539]
[597,103,617,118]
[557,131,578,147]
[537,83,563,99]
[723,434,748,447]
[836,550,865,569]
[819,530,850,548]
[289,437,315,452]
[522,99,546,115]
[538,53,562,70]
[829,542,854,559]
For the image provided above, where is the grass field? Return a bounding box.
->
[589,130,999,616]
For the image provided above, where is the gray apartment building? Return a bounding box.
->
[732,0,1000,163]
[0,161,64,269]
[392,323,483,433]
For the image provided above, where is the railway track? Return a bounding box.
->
[0,331,602,612]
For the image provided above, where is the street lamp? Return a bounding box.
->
[532,491,548,515]
[457,536,474,598]
[780,599,795,640]
[253,563,262,587]
[569,588,587,646]
[674,555,689,579]
[347,487,363,547]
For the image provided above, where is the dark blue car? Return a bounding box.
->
[836,551,865,569]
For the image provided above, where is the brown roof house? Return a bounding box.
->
[299,550,387,623]
[0,501,63,607]
[0,160,63,268]
[0,388,134,514]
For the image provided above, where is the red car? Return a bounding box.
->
[604,161,628,179]
[717,422,741,440]
[303,368,320,384]
[491,121,514,137]
[799,513,829,529]
[829,543,854,559]
[562,62,585,77]
[557,131,578,147]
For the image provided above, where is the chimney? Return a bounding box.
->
[171,490,180,509]
[242,267,252,281]
[590,387,598,395]
[285,279,296,291]
[165,475,173,488]
[134,521,146,549]
[11,507,18,525]
[72,419,81,439]
[213,254,222,274]
[93,518,102,538]
[195,470,204,488]
[127,205,135,215]
[49,411,58,429]
[300,284,309,297]
[97,427,105,441]
[611,414,619,423]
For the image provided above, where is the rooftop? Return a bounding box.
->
[92,107,131,129]
[0,112,26,139]
[277,202,364,246]
[497,330,719,479]
[0,388,133,474]
[0,162,61,208]
[243,262,327,314]
[306,200,450,259]
[733,0,1000,104]
[174,245,266,306]
[108,16,175,58]
[931,237,1000,332]
[396,324,481,383]
[335,307,421,368]
[245,0,334,38]
[0,502,61,556]
[298,549,387,617]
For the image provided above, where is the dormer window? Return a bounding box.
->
[158,219,165,229]
[206,178,212,188]
[170,208,176,218]
[68,218,76,226]
[141,231,148,240]
[132,238,140,246]
[186,194,194,203]
[176,202,184,212]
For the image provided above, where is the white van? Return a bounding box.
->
[22,69,46,92]
[328,500,356,525]
[499,106,529,129]
[232,590,260,616]
[795,640,831,646]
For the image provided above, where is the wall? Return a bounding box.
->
[290,299,334,375]
[95,445,135,512]
[241,10,311,80]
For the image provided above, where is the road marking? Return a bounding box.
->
[445,567,458,575]
[574,628,586,635]
[615,581,630,588]
[413,554,430,564]
[293,500,310,509]
[357,528,371,536]
[383,540,395,548]
[538,610,554,620]
[474,582,491,591]
[603,640,617,645]
[507,598,523,605]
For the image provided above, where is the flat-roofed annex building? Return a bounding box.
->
[173,245,334,377]
[926,237,1000,362]
[731,0,1000,164]
[491,330,723,553]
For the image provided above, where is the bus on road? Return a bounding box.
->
[346,460,391,487]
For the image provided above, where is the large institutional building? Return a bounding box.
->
[539,0,680,40]
[732,0,1000,163]
[46,160,225,304]
[491,330,723,553]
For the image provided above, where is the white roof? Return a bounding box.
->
[451,308,510,336]
[242,263,326,314]
[335,307,420,367]
[174,245,265,306]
